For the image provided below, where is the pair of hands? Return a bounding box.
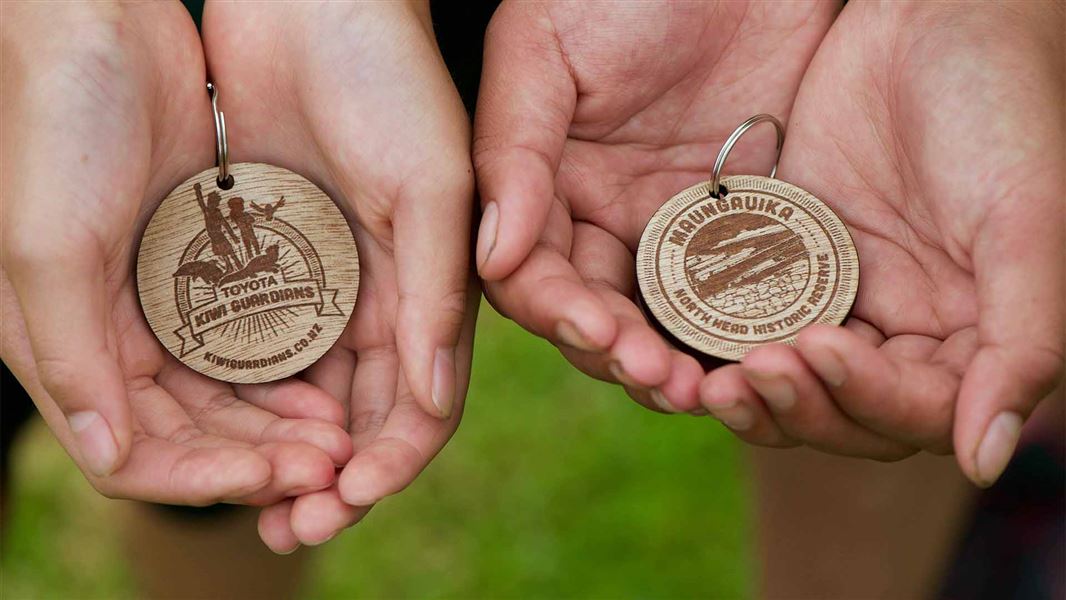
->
[474,0,1063,486]
[2,0,1062,554]
[2,1,474,553]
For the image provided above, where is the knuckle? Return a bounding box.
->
[34,356,85,404]
[3,232,59,273]
[165,422,205,447]
[3,226,98,277]
[1023,345,1066,392]
[399,287,469,332]
[349,409,389,438]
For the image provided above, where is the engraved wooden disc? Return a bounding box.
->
[137,163,359,383]
[637,175,858,361]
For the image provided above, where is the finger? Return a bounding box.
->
[289,487,371,546]
[258,500,300,555]
[336,288,476,507]
[742,344,916,460]
[624,351,702,414]
[484,245,617,353]
[338,372,463,507]
[700,364,798,448]
[955,184,1066,487]
[2,233,130,477]
[234,377,346,427]
[346,345,399,452]
[302,343,356,410]
[124,379,337,502]
[98,438,272,506]
[796,325,970,452]
[160,365,352,464]
[392,169,474,421]
[3,331,272,504]
[659,351,704,413]
[552,287,672,389]
[568,221,677,387]
[235,442,336,505]
[473,1,577,280]
[598,288,673,390]
[259,419,353,466]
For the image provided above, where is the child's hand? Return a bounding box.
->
[699,1,1064,486]
[201,0,478,552]
[472,0,838,413]
[1,3,351,515]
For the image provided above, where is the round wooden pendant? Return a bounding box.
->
[637,175,858,361]
[137,163,359,384]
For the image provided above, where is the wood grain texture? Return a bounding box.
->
[637,175,858,361]
[137,163,359,383]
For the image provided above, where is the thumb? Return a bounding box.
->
[392,166,475,420]
[472,2,576,281]
[3,218,132,478]
[954,186,1065,487]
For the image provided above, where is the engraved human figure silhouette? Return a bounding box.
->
[250,196,285,221]
[193,182,242,273]
[228,196,261,258]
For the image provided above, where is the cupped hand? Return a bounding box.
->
[700,1,1064,486]
[473,0,839,413]
[202,0,478,552]
[1,4,351,510]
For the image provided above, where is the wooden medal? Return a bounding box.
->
[636,116,857,361]
[137,162,359,383]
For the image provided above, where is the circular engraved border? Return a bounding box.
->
[657,188,837,339]
[636,175,859,361]
[136,162,359,384]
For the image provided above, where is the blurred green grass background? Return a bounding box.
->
[2,306,753,598]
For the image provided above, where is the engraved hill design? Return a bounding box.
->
[684,212,809,319]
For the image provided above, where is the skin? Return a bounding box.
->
[1,4,352,512]
[201,0,478,553]
[476,0,1064,487]
[701,0,1065,486]
[473,1,840,413]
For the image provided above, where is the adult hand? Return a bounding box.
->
[1,3,351,511]
[473,0,839,413]
[202,0,478,552]
[700,1,1065,486]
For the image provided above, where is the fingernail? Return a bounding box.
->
[975,412,1023,487]
[432,347,456,419]
[807,347,847,387]
[690,408,709,416]
[556,321,596,352]
[608,361,639,388]
[306,531,338,547]
[746,372,796,411]
[649,389,677,413]
[275,545,300,556]
[702,390,739,410]
[476,201,499,272]
[68,411,119,476]
[710,404,754,431]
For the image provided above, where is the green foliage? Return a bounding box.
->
[2,305,753,599]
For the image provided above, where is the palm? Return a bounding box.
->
[202,2,478,547]
[475,1,838,411]
[1,3,348,506]
[703,2,1063,483]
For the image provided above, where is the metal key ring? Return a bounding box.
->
[207,83,231,187]
[710,114,785,198]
